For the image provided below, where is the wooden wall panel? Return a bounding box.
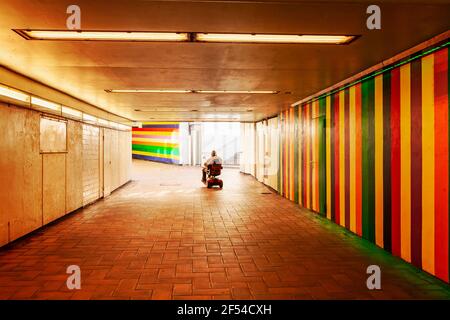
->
[0,104,42,243]
[66,120,83,213]
[43,153,66,224]
[1,102,132,248]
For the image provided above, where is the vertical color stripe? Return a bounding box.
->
[375,75,384,248]
[421,54,435,274]
[400,63,412,262]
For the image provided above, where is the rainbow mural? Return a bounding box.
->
[277,43,449,282]
[132,122,180,164]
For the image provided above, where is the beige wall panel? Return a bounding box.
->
[66,120,83,213]
[267,117,279,191]
[99,128,104,198]
[110,129,120,191]
[0,104,42,243]
[125,131,132,184]
[43,153,66,224]
[103,128,112,197]
[119,131,131,186]
[82,124,100,205]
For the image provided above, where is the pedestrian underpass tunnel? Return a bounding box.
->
[0,0,449,300]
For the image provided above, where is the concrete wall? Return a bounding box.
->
[0,102,131,247]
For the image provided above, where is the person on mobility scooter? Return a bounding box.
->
[201,150,223,189]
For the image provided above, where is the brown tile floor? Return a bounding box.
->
[0,159,449,300]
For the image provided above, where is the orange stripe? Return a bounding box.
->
[400,63,412,262]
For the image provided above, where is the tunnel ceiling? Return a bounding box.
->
[0,0,449,122]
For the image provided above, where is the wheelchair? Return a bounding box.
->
[204,164,223,189]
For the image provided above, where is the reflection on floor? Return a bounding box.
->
[0,159,449,300]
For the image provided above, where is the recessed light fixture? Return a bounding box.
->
[83,113,97,123]
[31,96,61,111]
[0,84,30,103]
[62,106,82,119]
[196,90,279,94]
[106,89,192,93]
[194,33,355,44]
[108,89,278,94]
[14,30,190,42]
[14,30,356,44]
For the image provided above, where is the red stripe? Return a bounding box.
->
[390,68,402,257]
[133,128,179,132]
[334,94,340,225]
[434,48,449,282]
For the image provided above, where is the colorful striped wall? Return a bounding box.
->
[132,122,180,164]
[277,43,449,282]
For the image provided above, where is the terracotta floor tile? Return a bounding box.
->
[0,160,449,300]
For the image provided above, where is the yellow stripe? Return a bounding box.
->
[400,63,412,262]
[339,90,345,226]
[306,105,311,208]
[311,101,317,210]
[132,150,179,160]
[132,131,178,136]
[132,137,178,144]
[349,86,357,232]
[142,122,179,125]
[375,75,384,248]
[326,96,332,219]
[421,54,435,274]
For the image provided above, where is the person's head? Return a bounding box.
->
[211,150,217,157]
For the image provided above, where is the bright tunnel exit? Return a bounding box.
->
[132,121,241,167]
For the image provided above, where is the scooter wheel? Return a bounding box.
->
[219,181,223,189]
[207,182,212,188]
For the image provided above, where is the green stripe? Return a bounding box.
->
[319,97,327,215]
[132,144,180,155]
[361,78,376,242]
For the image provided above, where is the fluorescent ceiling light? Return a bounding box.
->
[0,85,30,103]
[117,124,131,130]
[110,122,120,129]
[83,113,97,122]
[98,119,109,126]
[15,30,190,42]
[62,106,82,118]
[108,89,277,94]
[31,97,61,111]
[196,90,278,94]
[195,33,355,44]
[106,89,192,93]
